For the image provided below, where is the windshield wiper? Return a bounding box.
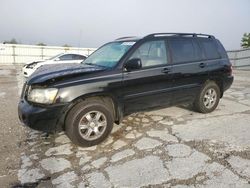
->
[84,62,95,66]
[84,62,107,68]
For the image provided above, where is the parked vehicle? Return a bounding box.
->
[18,33,233,147]
[22,53,87,77]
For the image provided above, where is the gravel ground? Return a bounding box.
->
[0,65,250,188]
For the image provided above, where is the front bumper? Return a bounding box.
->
[18,99,67,132]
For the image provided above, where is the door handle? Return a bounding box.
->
[199,63,206,68]
[162,67,171,73]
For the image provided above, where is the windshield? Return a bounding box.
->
[83,41,136,68]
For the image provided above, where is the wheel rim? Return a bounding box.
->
[78,111,107,141]
[203,88,217,109]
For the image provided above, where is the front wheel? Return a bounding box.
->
[194,81,221,113]
[65,100,114,147]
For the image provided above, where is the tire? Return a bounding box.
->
[194,81,221,113]
[65,99,114,147]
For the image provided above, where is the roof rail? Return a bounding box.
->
[115,36,139,41]
[144,33,215,39]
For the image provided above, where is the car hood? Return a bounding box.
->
[25,60,44,66]
[27,63,106,85]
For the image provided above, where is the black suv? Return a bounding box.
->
[18,33,233,147]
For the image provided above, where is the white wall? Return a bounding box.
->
[1,43,249,69]
[0,43,96,64]
[227,48,250,69]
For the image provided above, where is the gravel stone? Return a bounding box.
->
[134,137,162,150]
[112,140,127,150]
[40,157,71,173]
[227,156,250,178]
[166,144,192,157]
[52,171,77,186]
[111,149,135,162]
[18,168,45,184]
[105,156,170,187]
[147,130,178,143]
[125,131,142,139]
[55,134,71,144]
[45,144,72,156]
[91,157,107,168]
[86,172,112,188]
[166,151,210,179]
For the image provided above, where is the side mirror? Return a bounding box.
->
[54,57,60,61]
[124,58,142,71]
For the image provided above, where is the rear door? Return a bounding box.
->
[122,39,174,115]
[168,37,209,104]
[198,38,225,80]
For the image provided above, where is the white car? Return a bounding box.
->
[22,53,87,77]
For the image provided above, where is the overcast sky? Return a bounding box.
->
[0,0,250,50]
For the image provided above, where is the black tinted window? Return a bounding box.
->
[59,54,74,60]
[169,38,202,63]
[130,40,167,67]
[73,55,86,60]
[199,38,220,59]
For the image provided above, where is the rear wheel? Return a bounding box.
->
[194,81,220,113]
[65,99,114,147]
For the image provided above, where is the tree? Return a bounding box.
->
[36,42,46,46]
[241,33,250,48]
[3,38,18,44]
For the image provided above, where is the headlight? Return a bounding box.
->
[27,88,58,104]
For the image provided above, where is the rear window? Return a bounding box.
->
[199,38,220,60]
[168,38,202,63]
[216,39,228,58]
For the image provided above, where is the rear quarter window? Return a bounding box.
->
[168,38,202,64]
[199,38,221,60]
[73,55,86,60]
[59,54,74,60]
[215,39,228,58]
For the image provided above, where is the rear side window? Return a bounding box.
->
[168,38,202,63]
[199,38,220,60]
[73,55,86,60]
[59,54,74,60]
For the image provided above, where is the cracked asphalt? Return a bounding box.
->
[0,65,250,188]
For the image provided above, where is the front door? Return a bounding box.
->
[122,39,174,115]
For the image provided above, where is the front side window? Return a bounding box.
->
[169,38,202,64]
[83,41,135,68]
[129,40,167,67]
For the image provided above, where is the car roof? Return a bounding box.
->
[59,53,86,56]
[144,33,215,39]
[114,36,142,42]
[114,33,215,42]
